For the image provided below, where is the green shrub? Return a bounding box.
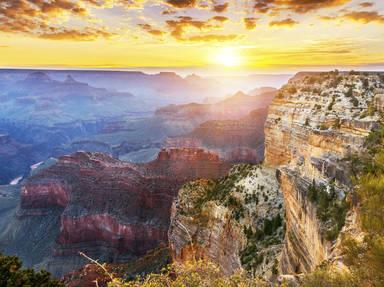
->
[109,260,268,287]
[302,267,357,287]
[327,95,336,110]
[0,253,62,287]
[306,181,349,241]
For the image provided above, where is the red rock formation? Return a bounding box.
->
[163,109,268,163]
[16,149,230,276]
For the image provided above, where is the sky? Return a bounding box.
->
[0,0,383,73]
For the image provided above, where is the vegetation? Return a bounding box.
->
[180,164,256,222]
[286,86,297,94]
[83,259,268,287]
[302,267,357,287]
[240,214,283,271]
[0,253,63,287]
[332,117,341,129]
[304,124,384,286]
[306,180,349,241]
[350,96,359,107]
[327,95,336,110]
[345,87,353,98]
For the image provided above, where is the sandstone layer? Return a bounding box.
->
[264,72,383,273]
[0,148,230,277]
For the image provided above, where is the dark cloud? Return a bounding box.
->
[211,16,229,22]
[269,18,298,27]
[243,17,258,30]
[253,0,351,14]
[212,2,229,13]
[165,0,197,8]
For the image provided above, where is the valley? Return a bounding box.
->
[1,70,384,286]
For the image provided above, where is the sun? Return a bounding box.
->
[214,48,242,67]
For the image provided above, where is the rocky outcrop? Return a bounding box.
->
[264,72,384,273]
[0,149,230,277]
[164,108,268,163]
[169,165,284,277]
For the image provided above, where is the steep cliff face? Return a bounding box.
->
[169,165,284,276]
[264,72,384,274]
[0,149,230,277]
[164,108,268,163]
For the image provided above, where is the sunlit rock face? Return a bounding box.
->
[264,72,384,273]
[169,165,284,277]
[1,149,230,277]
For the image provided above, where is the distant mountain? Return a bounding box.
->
[156,90,276,122]
[0,72,144,125]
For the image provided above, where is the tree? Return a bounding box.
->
[0,253,63,287]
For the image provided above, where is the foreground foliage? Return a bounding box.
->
[0,253,63,287]
[107,260,269,287]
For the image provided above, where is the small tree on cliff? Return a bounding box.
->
[0,253,63,287]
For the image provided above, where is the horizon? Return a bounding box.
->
[1,66,384,78]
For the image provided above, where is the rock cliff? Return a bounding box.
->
[164,108,268,163]
[0,149,230,277]
[264,71,384,274]
[168,164,284,277]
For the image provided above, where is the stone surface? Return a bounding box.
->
[264,71,384,273]
[169,165,284,277]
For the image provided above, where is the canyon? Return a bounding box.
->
[0,149,230,277]
[1,70,383,286]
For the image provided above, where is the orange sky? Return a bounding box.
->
[0,0,383,72]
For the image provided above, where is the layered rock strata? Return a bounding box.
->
[264,72,384,273]
[169,165,284,276]
[0,149,230,277]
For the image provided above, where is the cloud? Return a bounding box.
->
[212,2,229,13]
[269,18,298,27]
[39,27,116,41]
[253,0,351,14]
[243,17,257,30]
[165,15,226,40]
[321,10,384,24]
[0,0,114,40]
[343,11,384,24]
[165,0,197,8]
[359,2,374,8]
[138,23,166,36]
[211,16,229,22]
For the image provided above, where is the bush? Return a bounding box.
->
[302,267,357,287]
[0,253,62,287]
[109,260,268,287]
[306,181,349,241]
[327,96,336,110]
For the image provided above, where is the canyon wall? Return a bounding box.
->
[168,165,284,276]
[264,72,383,273]
[0,149,230,277]
[164,108,268,163]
